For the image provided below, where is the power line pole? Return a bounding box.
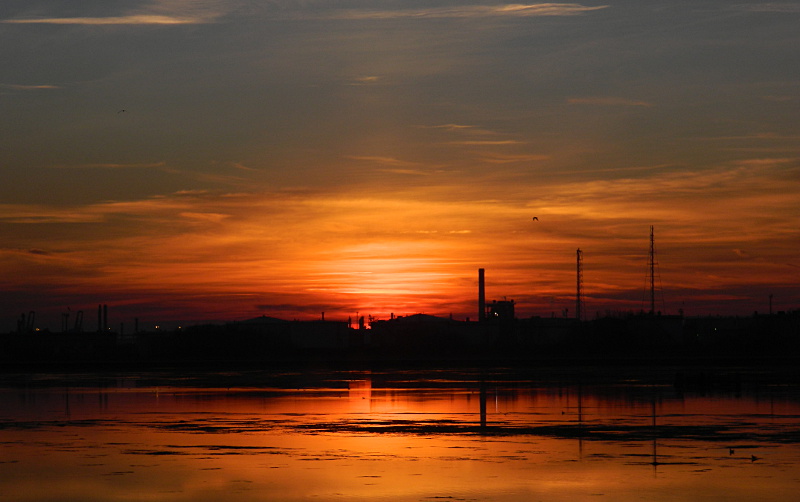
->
[478,268,486,322]
[649,225,656,315]
[576,248,583,321]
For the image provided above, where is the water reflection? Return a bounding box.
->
[1,367,799,501]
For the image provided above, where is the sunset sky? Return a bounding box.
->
[2,1,799,331]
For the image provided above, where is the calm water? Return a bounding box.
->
[1,366,799,501]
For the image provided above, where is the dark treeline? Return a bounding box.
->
[1,311,799,368]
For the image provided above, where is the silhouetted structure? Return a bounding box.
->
[1,308,798,365]
[576,248,584,321]
[647,225,662,315]
[478,268,486,322]
[17,311,35,334]
[2,235,798,365]
[486,299,515,321]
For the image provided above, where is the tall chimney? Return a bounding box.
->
[478,268,486,322]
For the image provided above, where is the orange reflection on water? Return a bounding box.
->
[1,371,800,501]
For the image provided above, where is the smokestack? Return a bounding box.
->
[103,304,108,332]
[98,304,102,333]
[478,268,486,322]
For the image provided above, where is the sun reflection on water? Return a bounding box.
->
[1,368,799,501]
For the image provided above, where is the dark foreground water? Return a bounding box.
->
[1,365,799,501]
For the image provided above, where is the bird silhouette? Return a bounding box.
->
[751,455,760,462]
[532,217,538,221]
[117,109,126,114]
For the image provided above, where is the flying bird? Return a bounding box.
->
[117,109,126,114]
[532,217,538,221]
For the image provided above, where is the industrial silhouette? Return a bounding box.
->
[2,226,798,365]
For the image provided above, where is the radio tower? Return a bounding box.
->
[648,225,656,315]
[576,248,583,321]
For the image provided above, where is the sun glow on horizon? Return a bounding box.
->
[2,176,798,331]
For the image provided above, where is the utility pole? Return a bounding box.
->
[649,225,656,315]
[478,268,486,322]
[576,248,583,321]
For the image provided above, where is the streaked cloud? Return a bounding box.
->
[349,76,383,86]
[0,204,105,224]
[692,133,800,142]
[52,162,168,170]
[1,84,61,90]
[426,124,477,131]
[479,153,550,164]
[449,140,526,146]
[0,190,214,224]
[1,0,228,25]
[228,162,258,172]
[567,97,653,107]
[345,155,443,176]
[2,15,211,25]
[346,155,418,166]
[731,157,798,168]
[322,4,609,20]
[423,124,505,138]
[179,212,230,223]
[733,3,800,13]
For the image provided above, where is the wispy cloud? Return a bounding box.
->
[426,124,477,131]
[567,97,653,107]
[0,205,105,224]
[733,3,800,13]
[322,4,609,20]
[1,84,61,90]
[422,124,503,137]
[2,15,211,25]
[345,155,438,176]
[179,212,229,223]
[52,162,168,169]
[1,0,227,25]
[730,157,798,168]
[449,140,526,146]
[348,75,383,86]
[479,153,550,164]
[692,132,800,142]
[0,190,211,224]
[346,155,418,166]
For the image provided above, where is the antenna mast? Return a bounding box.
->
[649,225,655,314]
[576,248,583,321]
